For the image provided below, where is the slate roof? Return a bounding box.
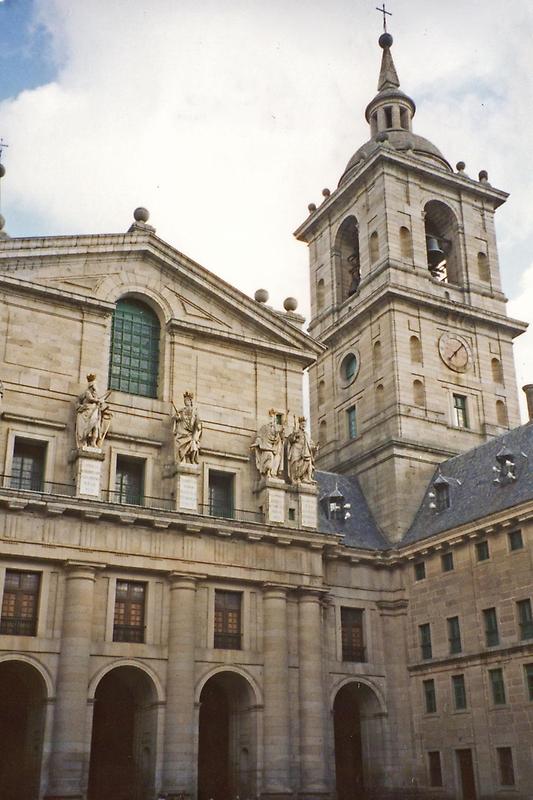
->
[403,421,533,545]
[316,470,388,550]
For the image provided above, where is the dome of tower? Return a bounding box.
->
[339,131,452,186]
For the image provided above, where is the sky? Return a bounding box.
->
[0,0,532,417]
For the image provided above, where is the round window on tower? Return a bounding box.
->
[340,352,360,387]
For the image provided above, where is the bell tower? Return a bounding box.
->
[295,30,527,542]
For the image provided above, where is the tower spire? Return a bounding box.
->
[377,32,400,91]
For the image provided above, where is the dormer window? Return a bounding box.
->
[428,475,450,513]
[323,488,351,522]
[493,446,516,485]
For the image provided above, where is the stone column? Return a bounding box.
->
[262,585,292,799]
[45,562,99,800]
[298,590,329,800]
[161,574,198,800]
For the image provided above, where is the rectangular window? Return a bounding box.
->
[517,599,533,640]
[214,590,242,649]
[453,394,469,428]
[347,406,357,439]
[414,561,426,581]
[524,664,533,701]
[483,607,499,647]
[423,679,437,713]
[489,668,506,705]
[508,529,523,551]
[115,456,145,505]
[10,439,47,492]
[475,540,490,562]
[113,580,146,643]
[0,570,41,636]
[435,483,450,512]
[341,607,366,662]
[208,471,234,519]
[497,747,515,786]
[447,616,462,654]
[419,623,432,660]
[428,751,443,787]
[452,674,467,710]
[441,551,454,572]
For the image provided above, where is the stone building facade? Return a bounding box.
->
[0,29,532,800]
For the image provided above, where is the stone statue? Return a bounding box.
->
[251,409,286,478]
[173,391,202,464]
[287,416,317,484]
[75,374,112,449]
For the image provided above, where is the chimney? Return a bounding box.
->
[522,385,533,421]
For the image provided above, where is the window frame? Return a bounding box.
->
[3,429,57,493]
[114,454,146,506]
[483,607,499,647]
[447,616,462,655]
[489,667,506,706]
[414,561,426,582]
[524,663,533,702]
[452,674,467,710]
[441,551,454,572]
[108,296,161,399]
[423,679,437,714]
[428,751,443,787]
[452,393,469,429]
[419,622,432,660]
[112,579,146,643]
[346,405,357,439]
[508,529,524,552]
[475,540,490,562]
[517,599,533,641]
[496,747,515,787]
[214,589,242,650]
[208,469,235,519]
[340,606,366,663]
[0,569,41,637]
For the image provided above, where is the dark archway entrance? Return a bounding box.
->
[0,660,47,800]
[198,671,257,800]
[88,666,157,800]
[333,681,383,800]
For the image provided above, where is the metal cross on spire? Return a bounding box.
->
[376,3,392,32]
[0,138,8,162]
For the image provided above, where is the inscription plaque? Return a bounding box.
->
[301,494,317,528]
[77,458,102,498]
[179,474,198,511]
[268,488,285,523]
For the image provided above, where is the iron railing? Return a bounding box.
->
[0,616,37,636]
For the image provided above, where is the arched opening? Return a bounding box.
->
[198,671,258,800]
[341,352,358,384]
[413,379,426,407]
[316,278,326,312]
[373,341,382,374]
[0,660,47,800]
[88,666,158,800]
[319,419,327,447]
[334,217,360,303]
[496,400,508,427]
[369,231,380,264]
[424,200,460,284]
[478,252,490,282]
[400,226,413,259]
[410,335,423,364]
[108,297,161,398]
[491,358,504,384]
[333,681,385,800]
[375,383,384,411]
[318,380,326,407]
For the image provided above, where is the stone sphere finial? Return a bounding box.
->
[0,164,5,179]
[283,297,298,312]
[479,170,488,183]
[308,203,317,213]
[456,161,466,173]
[322,188,331,198]
[254,288,269,304]
[133,207,150,223]
[379,32,393,49]
[0,215,5,231]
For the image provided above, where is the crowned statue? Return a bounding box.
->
[287,415,317,484]
[251,409,287,478]
[173,391,202,464]
[75,374,112,450]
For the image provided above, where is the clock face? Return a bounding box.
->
[438,333,471,373]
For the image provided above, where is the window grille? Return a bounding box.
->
[419,623,432,660]
[209,471,234,519]
[341,607,366,662]
[115,456,145,505]
[489,668,506,705]
[517,599,533,640]
[423,680,436,714]
[214,590,242,649]
[483,607,499,647]
[447,616,462,654]
[0,570,40,636]
[10,439,46,491]
[113,580,146,643]
[452,674,467,710]
[108,298,160,397]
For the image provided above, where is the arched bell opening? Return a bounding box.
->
[87,665,158,800]
[424,200,461,284]
[0,659,47,800]
[333,680,386,800]
[197,670,258,800]
[334,216,361,302]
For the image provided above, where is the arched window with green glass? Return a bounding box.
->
[108,297,160,397]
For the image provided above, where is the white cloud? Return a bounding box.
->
[508,263,533,421]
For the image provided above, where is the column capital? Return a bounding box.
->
[63,560,105,578]
[262,582,291,599]
[297,585,330,602]
[167,572,206,589]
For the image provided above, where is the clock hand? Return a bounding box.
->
[450,344,464,360]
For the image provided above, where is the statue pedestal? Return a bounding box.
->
[297,482,318,529]
[75,447,105,500]
[255,477,288,524]
[172,463,201,512]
